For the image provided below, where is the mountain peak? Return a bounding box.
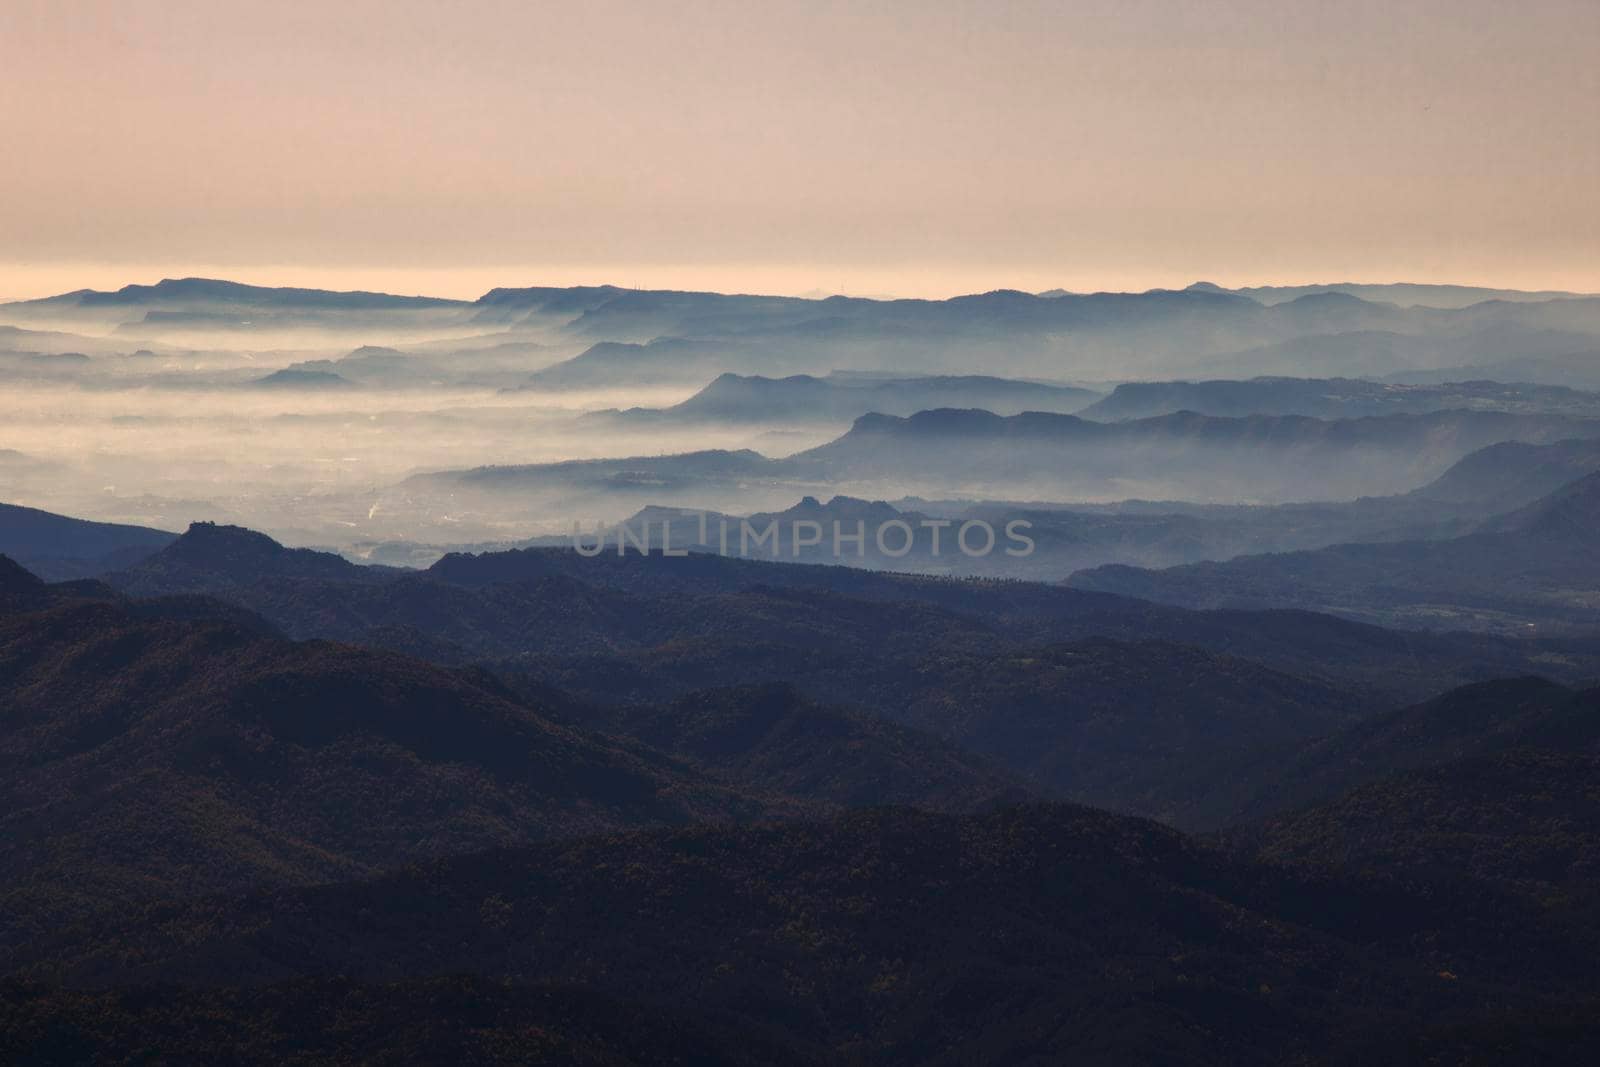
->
[113,522,371,593]
[172,521,289,559]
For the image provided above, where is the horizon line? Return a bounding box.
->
[4,266,1599,307]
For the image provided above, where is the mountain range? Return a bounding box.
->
[1079,376,1600,421]
[586,371,1100,423]
[11,278,1600,383]
[9,272,1600,1061]
[1069,469,1600,632]
[0,501,174,580]
[789,407,1600,501]
[1183,279,1598,308]
[10,797,1599,1065]
[5,517,1600,1061]
[12,429,1600,590]
[397,407,1600,523]
[91,523,1600,774]
[0,575,791,940]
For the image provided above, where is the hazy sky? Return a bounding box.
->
[2,0,1596,300]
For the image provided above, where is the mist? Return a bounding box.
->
[5,276,1600,569]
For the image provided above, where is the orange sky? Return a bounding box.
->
[2,0,1596,301]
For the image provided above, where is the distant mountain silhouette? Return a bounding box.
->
[249,367,354,388]
[1404,437,1600,510]
[1079,377,1600,421]
[515,338,759,389]
[7,277,468,311]
[269,341,564,390]
[0,501,174,579]
[406,447,784,496]
[1175,326,1600,381]
[1478,466,1600,536]
[1068,471,1600,632]
[1383,346,1600,390]
[0,323,127,356]
[590,371,1098,423]
[792,407,1600,501]
[463,489,1441,580]
[11,278,1600,382]
[113,521,384,594]
[0,978,784,1066]
[1186,280,1596,308]
[406,406,1600,513]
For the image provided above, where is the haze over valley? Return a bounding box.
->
[7,276,1600,565]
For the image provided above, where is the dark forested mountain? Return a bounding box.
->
[0,501,174,580]
[0,572,788,940]
[91,521,1600,833]
[555,641,1356,827]
[1229,677,1600,931]
[1079,376,1600,422]
[102,524,1600,721]
[587,683,1031,813]
[0,978,791,1067]
[12,804,1599,1066]
[8,535,1600,1061]
[1186,677,1595,828]
[1069,470,1600,632]
[1259,748,1600,900]
[869,638,1358,824]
